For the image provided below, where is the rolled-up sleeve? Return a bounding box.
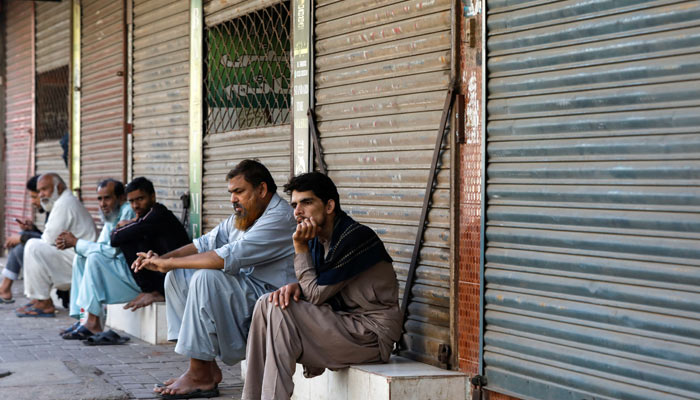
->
[215,211,294,275]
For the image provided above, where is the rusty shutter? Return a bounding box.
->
[314,0,452,367]
[201,0,292,232]
[132,0,189,217]
[35,0,71,231]
[3,0,35,238]
[80,0,126,218]
[483,1,700,399]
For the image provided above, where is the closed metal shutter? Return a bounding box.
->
[483,1,700,399]
[314,0,452,366]
[201,0,291,232]
[3,0,35,238]
[132,0,189,217]
[35,0,71,231]
[80,0,126,218]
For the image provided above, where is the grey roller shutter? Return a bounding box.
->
[3,0,35,238]
[484,1,700,399]
[314,0,452,367]
[35,0,70,74]
[35,0,71,231]
[132,0,189,216]
[81,0,126,219]
[201,0,292,232]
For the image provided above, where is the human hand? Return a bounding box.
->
[133,251,167,273]
[4,235,21,248]
[268,283,301,309]
[16,219,35,231]
[292,217,319,253]
[55,231,78,250]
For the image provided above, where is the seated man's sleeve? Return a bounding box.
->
[213,212,294,275]
[20,230,43,245]
[294,252,347,305]
[111,206,159,247]
[41,205,72,245]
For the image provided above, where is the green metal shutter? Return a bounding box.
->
[483,1,700,398]
[314,0,453,367]
[132,0,190,216]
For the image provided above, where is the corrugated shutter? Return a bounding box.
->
[314,0,452,367]
[201,0,292,233]
[80,0,126,219]
[483,1,700,399]
[35,0,70,74]
[35,0,70,231]
[132,0,189,217]
[3,0,34,238]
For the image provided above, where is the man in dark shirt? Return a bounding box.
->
[110,177,190,310]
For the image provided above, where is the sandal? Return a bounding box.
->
[0,296,14,304]
[83,329,130,346]
[62,325,94,340]
[15,306,55,318]
[60,321,81,336]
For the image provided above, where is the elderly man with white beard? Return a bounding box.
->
[54,179,137,340]
[17,173,97,318]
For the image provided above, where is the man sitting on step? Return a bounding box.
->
[57,178,135,340]
[133,160,296,399]
[110,177,190,311]
[242,172,403,400]
[17,173,97,318]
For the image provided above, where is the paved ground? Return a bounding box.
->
[0,268,243,399]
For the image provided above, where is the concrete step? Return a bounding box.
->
[243,356,467,400]
[105,302,168,345]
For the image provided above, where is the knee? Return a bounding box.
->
[164,270,176,294]
[189,269,221,291]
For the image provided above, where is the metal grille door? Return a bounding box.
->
[80,0,126,218]
[132,0,190,216]
[202,0,291,232]
[314,0,453,367]
[483,1,700,398]
[3,0,35,238]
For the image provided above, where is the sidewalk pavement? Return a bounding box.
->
[0,263,243,399]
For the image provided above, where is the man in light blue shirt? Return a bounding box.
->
[56,179,137,339]
[133,160,296,399]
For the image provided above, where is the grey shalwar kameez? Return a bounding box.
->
[165,194,296,365]
[242,241,403,400]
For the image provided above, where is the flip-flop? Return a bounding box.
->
[156,387,220,399]
[15,306,55,318]
[0,297,14,304]
[62,325,94,340]
[83,329,130,346]
[59,321,81,336]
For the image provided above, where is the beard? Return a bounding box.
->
[99,206,119,224]
[39,184,60,212]
[233,200,266,231]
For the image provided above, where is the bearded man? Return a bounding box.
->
[55,179,136,340]
[17,173,97,317]
[133,159,296,399]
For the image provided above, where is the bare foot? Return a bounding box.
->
[155,360,222,394]
[123,291,165,311]
[155,359,218,396]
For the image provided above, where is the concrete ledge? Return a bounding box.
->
[243,356,467,400]
[105,302,168,345]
